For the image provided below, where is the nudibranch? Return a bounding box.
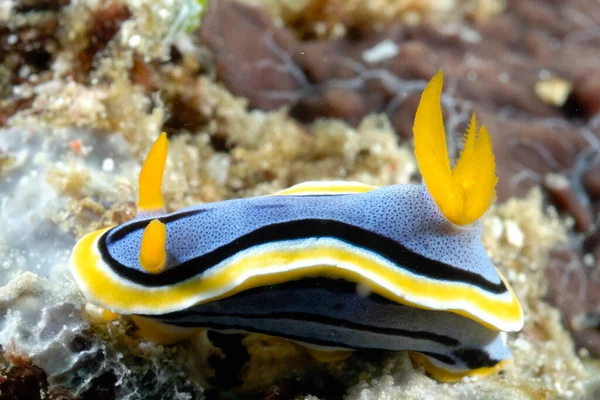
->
[70,71,523,382]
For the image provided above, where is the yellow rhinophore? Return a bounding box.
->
[139,218,167,274]
[413,71,498,226]
[138,132,168,213]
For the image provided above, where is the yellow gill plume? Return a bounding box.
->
[413,71,498,226]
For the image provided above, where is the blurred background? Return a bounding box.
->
[0,1,599,399]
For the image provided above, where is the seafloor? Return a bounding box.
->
[0,0,599,399]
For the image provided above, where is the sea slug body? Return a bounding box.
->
[70,71,523,382]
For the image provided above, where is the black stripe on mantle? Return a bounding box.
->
[98,218,508,294]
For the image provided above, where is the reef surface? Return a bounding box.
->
[0,0,598,399]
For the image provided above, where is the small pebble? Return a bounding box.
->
[128,35,141,48]
[535,75,572,107]
[102,158,115,172]
[504,220,524,248]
